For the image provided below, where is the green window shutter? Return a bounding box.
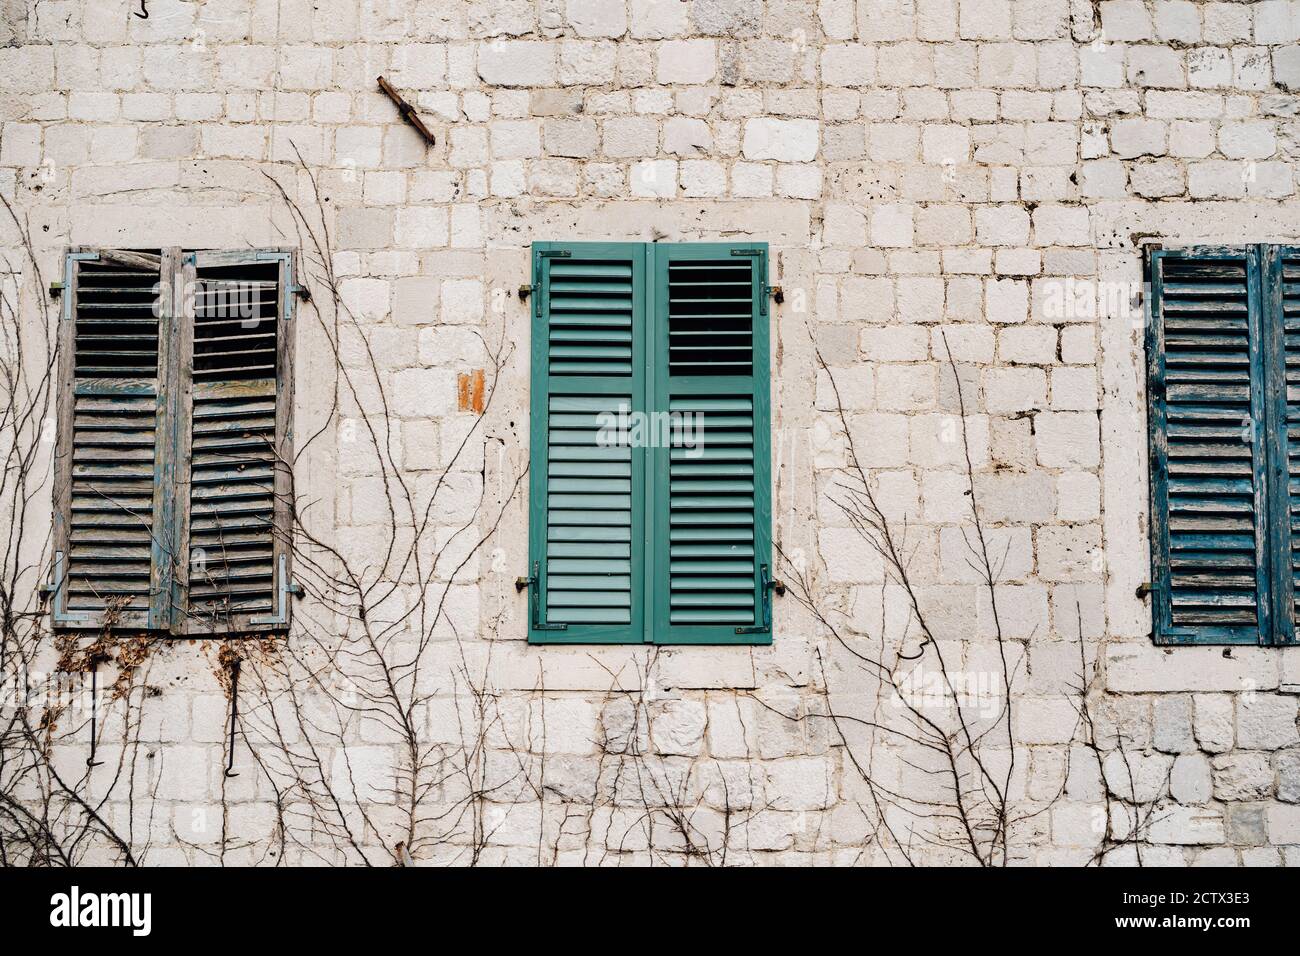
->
[52,249,177,631]
[176,250,295,634]
[649,243,772,645]
[527,242,646,643]
[1148,247,1273,645]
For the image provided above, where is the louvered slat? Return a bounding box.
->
[667,396,756,624]
[65,255,163,617]
[67,392,157,611]
[547,259,634,376]
[667,259,753,375]
[545,394,633,625]
[1157,254,1260,630]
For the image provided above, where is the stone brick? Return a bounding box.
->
[656,39,717,84]
[1194,694,1236,753]
[1213,753,1276,801]
[1035,411,1099,467]
[1108,645,1279,694]
[742,118,819,162]
[1237,695,1300,750]
[478,41,557,87]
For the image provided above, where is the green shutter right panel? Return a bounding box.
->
[1148,247,1271,644]
[650,243,772,645]
[528,243,646,643]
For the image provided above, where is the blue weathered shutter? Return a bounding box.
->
[1262,245,1300,645]
[649,243,772,645]
[527,243,645,643]
[52,249,174,631]
[1148,247,1272,644]
[177,251,295,634]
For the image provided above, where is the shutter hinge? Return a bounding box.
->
[533,250,569,317]
[289,283,311,302]
[517,561,568,631]
[518,283,531,301]
[735,564,783,634]
[49,550,91,624]
[1135,581,1155,599]
[250,554,299,626]
[48,280,64,297]
[768,284,783,304]
[61,252,99,322]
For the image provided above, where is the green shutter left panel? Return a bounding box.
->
[649,243,772,645]
[528,243,646,643]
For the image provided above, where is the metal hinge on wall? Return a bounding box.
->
[533,249,571,317]
[250,554,303,626]
[516,561,567,631]
[735,564,785,635]
[46,550,91,624]
[730,247,770,315]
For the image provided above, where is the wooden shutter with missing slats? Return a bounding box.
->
[53,249,176,630]
[528,243,646,643]
[52,247,294,635]
[176,250,294,634]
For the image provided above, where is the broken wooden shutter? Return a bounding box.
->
[52,249,176,630]
[649,243,772,645]
[1147,247,1272,644]
[527,243,645,643]
[176,251,295,634]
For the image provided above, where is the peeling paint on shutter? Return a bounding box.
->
[1148,248,1270,645]
[1262,244,1300,645]
[528,244,646,643]
[53,249,170,630]
[178,252,294,633]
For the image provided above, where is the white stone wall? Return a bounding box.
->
[2,0,1300,864]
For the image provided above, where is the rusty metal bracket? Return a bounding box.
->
[735,564,783,635]
[225,659,241,778]
[377,76,436,146]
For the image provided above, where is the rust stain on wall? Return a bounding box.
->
[457,369,485,414]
